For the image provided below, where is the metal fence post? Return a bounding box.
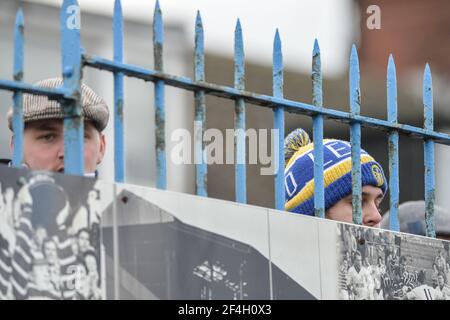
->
[349,45,362,225]
[113,0,125,182]
[312,39,324,218]
[387,54,400,231]
[61,0,83,175]
[273,30,284,211]
[12,9,24,168]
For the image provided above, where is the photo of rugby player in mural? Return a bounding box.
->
[0,166,106,300]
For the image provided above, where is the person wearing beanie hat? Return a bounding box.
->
[5,78,109,177]
[381,201,450,241]
[284,128,388,227]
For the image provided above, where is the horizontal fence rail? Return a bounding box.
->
[2,0,447,237]
[81,56,450,143]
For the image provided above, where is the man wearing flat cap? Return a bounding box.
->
[4,78,109,177]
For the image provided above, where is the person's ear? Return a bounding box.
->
[9,135,14,154]
[97,133,106,165]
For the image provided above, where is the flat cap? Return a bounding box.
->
[381,200,450,236]
[7,78,109,132]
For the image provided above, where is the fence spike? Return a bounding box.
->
[273,29,284,211]
[423,63,436,238]
[234,17,246,203]
[194,9,207,196]
[61,0,83,175]
[387,54,400,232]
[349,44,362,225]
[12,8,25,167]
[312,38,324,218]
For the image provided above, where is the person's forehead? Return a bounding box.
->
[361,185,383,197]
[341,186,383,200]
[25,119,63,131]
[25,119,98,131]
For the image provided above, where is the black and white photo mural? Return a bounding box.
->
[101,188,317,300]
[4,165,450,300]
[337,223,450,300]
[0,166,111,300]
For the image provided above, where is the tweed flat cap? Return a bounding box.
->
[7,78,109,132]
[381,200,450,236]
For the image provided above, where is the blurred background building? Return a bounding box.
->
[1,0,449,213]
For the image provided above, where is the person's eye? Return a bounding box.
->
[38,133,56,142]
[84,133,94,141]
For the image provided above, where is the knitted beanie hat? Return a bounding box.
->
[7,78,109,132]
[284,128,387,216]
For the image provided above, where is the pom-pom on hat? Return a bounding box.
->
[284,128,387,216]
[284,128,311,164]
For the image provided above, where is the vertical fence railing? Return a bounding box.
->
[153,0,166,190]
[234,19,247,204]
[387,54,400,232]
[61,0,83,175]
[423,64,436,238]
[349,45,362,225]
[272,30,285,211]
[113,0,125,183]
[194,11,207,197]
[12,9,24,168]
[312,39,325,218]
[3,0,450,237]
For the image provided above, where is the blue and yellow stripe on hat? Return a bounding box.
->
[284,139,387,216]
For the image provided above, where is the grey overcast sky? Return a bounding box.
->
[27,0,356,77]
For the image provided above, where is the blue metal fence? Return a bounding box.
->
[0,0,448,238]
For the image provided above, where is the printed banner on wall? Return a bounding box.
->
[0,166,111,300]
[101,184,321,300]
[2,165,450,300]
[337,223,450,300]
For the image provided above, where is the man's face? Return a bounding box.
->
[78,231,90,252]
[13,119,105,174]
[32,264,51,290]
[438,274,445,286]
[325,185,383,227]
[355,255,362,268]
[44,240,58,264]
[400,259,407,272]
